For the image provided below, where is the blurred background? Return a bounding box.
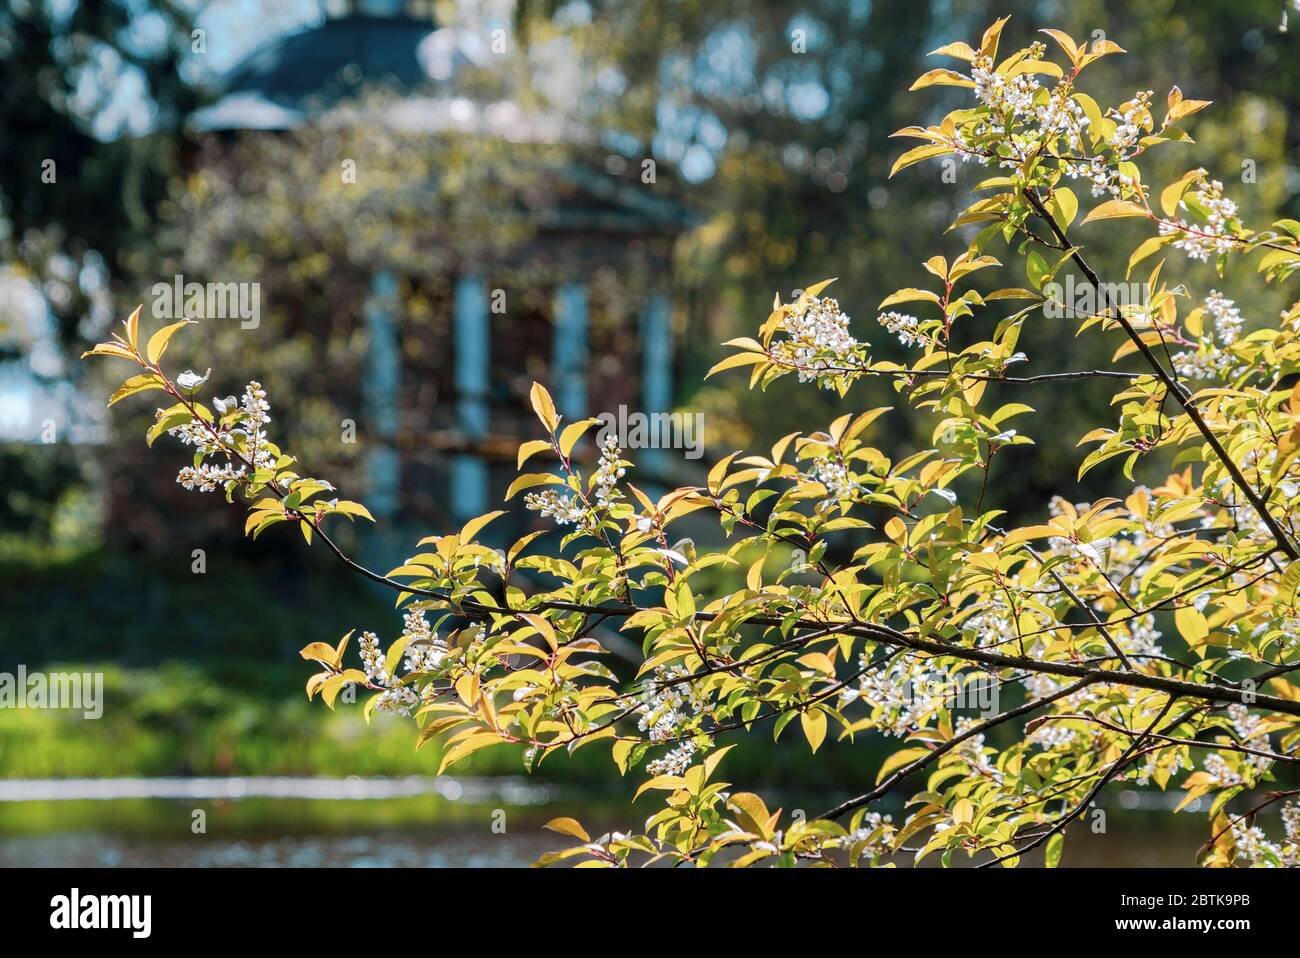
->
[2,0,1299,866]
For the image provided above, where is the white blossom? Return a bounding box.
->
[769,295,858,388]
[1159,180,1239,262]
[175,368,211,391]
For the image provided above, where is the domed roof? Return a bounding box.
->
[192,15,494,132]
[188,11,699,234]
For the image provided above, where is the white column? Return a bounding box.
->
[552,280,588,421]
[640,288,672,474]
[452,273,489,520]
[362,270,400,521]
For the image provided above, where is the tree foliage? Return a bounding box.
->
[88,20,1300,868]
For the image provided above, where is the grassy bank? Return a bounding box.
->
[0,539,892,788]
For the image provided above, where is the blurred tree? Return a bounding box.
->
[11,0,1298,539]
[0,0,201,353]
[549,0,1300,523]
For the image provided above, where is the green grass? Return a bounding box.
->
[0,537,896,787]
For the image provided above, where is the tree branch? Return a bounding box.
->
[1023,187,1298,560]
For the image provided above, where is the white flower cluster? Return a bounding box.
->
[177,462,247,492]
[1025,712,1077,749]
[1204,290,1245,345]
[1063,155,1128,199]
[373,684,419,715]
[877,310,924,348]
[1035,80,1092,154]
[954,715,999,779]
[1117,614,1164,660]
[1229,703,1273,774]
[168,380,280,493]
[237,381,277,472]
[524,488,588,527]
[637,666,707,775]
[360,629,420,715]
[840,811,895,863]
[1172,290,1245,380]
[1132,748,1189,786]
[526,442,624,531]
[400,608,448,674]
[359,630,389,685]
[240,380,270,425]
[166,420,222,454]
[843,654,943,737]
[769,295,858,388]
[1232,804,1300,867]
[358,614,457,717]
[1021,671,1103,749]
[1159,180,1239,262]
[1201,705,1273,787]
[1060,93,1150,198]
[808,455,859,504]
[1106,91,1152,158]
[962,596,1013,648]
[645,741,697,777]
[959,47,1107,187]
[592,434,625,508]
[972,49,1043,118]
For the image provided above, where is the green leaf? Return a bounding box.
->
[123,305,141,350]
[1026,251,1050,291]
[435,732,501,769]
[1045,833,1064,868]
[333,500,374,522]
[890,144,952,177]
[907,70,974,92]
[460,509,506,543]
[1175,605,1209,646]
[516,438,554,469]
[145,320,194,365]
[876,746,929,783]
[705,351,768,379]
[1046,188,1078,230]
[529,381,559,432]
[543,817,590,842]
[505,472,565,500]
[879,288,942,309]
[801,708,827,753]
[558,418,601,457]
[1080,199,1148,224]
[108,373,166,406]
[1160,169,1205,218]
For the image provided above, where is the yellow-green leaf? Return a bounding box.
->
[1081,199,1148,224]
[801,708,827,753]
[543,817,590,842]
[890,144,952,177]
[145,320,194,365]
[529,381,559,432]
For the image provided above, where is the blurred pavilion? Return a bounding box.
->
[188,0,696,532]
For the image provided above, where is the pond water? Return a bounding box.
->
[0,776,1220,867]
[0,829,563,868]
[0,776,605,867]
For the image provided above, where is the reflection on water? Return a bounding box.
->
[0,820,1207,867]
[0,775,558,804]
[0,831,560,868]
[0,777,608,867]
[0,776,1229,867]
